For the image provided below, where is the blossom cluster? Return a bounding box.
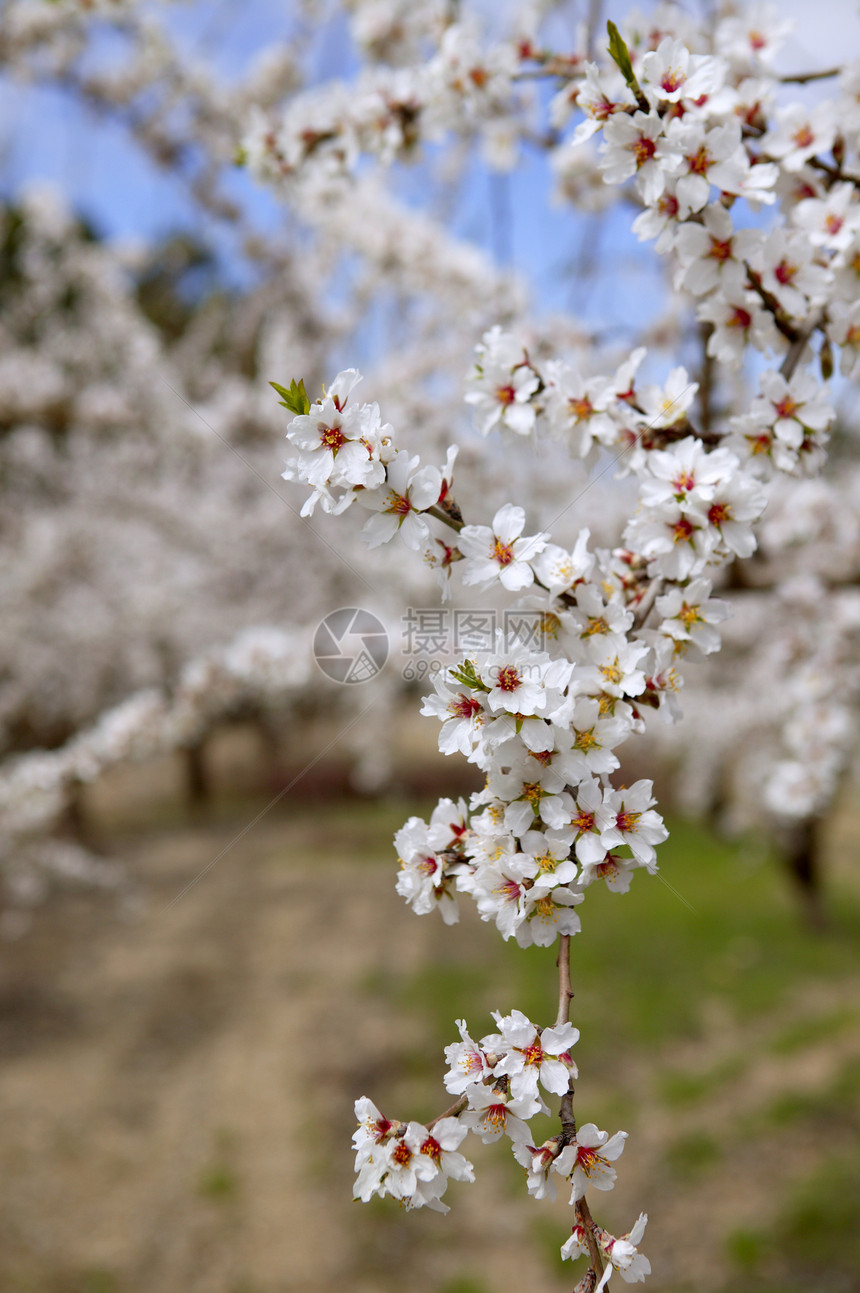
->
[7,0,860,1284]
[353,1008,651,1284]
[277,343,761,1283]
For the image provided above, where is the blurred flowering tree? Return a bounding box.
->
[2,0,860,1275]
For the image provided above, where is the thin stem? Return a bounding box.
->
[744,265,800,343]
[556,933,573,1026]
[586,0,603,60]
[577,1198,606,1278]
[427,503,464,533]
[803,155,860,187]
[780,67,841,83]
[427,1095,467,1129]
[780,311,823,380]
[698,321,715,435]
[632,575,664,630]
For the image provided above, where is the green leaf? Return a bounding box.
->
[606,21,634,80]
[270,378,310,416]
[606,21,648,110]
[448,660,488,692]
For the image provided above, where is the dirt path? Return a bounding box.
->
[1,782,859,1293]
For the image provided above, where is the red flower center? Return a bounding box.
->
[632,136,657,167]
[320,425,345,450]
[496,665,521,692]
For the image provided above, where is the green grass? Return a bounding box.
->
[658,1054,747,1107]
[196,1162,239,1200]
[768,1006,858,1056]
[254,796,860,1292]
[753,1054,860,1133]
[664,1130,722,1178]
[723,1155,860,1292]
[385,814,860,1062]
[439,1278,491,1293]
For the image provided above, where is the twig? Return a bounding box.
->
[780,67,841,84]
[427,503,464,533]
[427,1095,467,1129]
[556,933,573,1026]
[698,321,715,435]
[577,1198,606,1279]
[780,311,823,380]
[744,265,801,343]
[632,576,664,630]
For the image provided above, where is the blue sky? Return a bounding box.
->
[2,0,858,321]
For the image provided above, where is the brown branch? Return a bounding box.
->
[779,311,823,380]
[698,321,715,435]
[779,67,841,84]
[556,933,573,1026]
[576,1198,606,1279]
[427,503,464,533]
[744,265,801,343]
[427,1095,467,1129]
[807,156,860,188]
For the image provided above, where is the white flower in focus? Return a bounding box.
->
[632,180,692,251]
[597,1213,651,1287]
[283,370,390,514]
[488,1009,579,1100]
[565,697,628,778]
[394,814,461,924]
[601,782,667,867]
[421,671,489,760]
[563,582,634,646]
[601,111,678,205]
[461,1083,539,1144]
[471,851,538,940]
[512,1139,564,1200]
[655,579,730,654]
[566,777,613,866]
[444,1018,492,1095]
[640,37,726,105]
[673,205,758,297]
[360,450,442,550]
[532,529,594,596]
[555,1122,628,1202]
[572,62,635,143]
[665,119,748,212]
[459,503,549,591]
[518,883,583,947]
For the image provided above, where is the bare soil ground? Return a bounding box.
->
[1,730,859,1293]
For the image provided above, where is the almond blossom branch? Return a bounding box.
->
[556,932,574,1027]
